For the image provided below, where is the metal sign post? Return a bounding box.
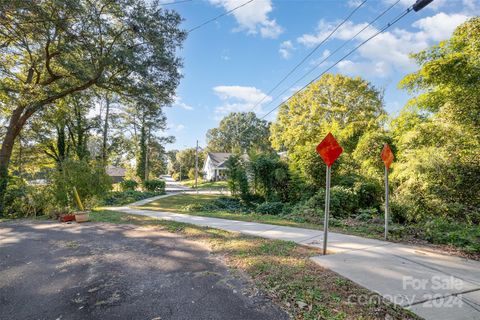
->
[316,133,343,255]
[384,166,389,240]
[323,165,331,255]
[380,143,394,240]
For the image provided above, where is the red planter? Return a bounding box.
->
[59,214,75,222]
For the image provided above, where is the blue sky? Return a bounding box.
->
[161,0,478,150]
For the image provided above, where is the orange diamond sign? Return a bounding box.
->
[381,143,394,169]
[316,133,343,167]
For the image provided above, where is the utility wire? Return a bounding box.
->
[264,0,401,111]
[259,6,414,120]
[245,0,367,113]
[188,0,256,33]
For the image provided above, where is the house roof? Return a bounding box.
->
[206,152,249,169]
[106,166,126,177]
[206,152,232,168]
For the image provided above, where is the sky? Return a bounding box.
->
[160,0,479,150]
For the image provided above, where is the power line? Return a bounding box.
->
[264,0,401,111]
[188,0,256,33]
[259,6,414,120]
[246,0,367,113]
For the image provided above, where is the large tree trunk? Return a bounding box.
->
[102,94,110,165]
[0,107,26,215]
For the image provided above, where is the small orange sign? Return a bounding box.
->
[381,143,394,169]
[316,133,343,168]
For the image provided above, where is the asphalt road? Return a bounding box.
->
[0,220,289,320]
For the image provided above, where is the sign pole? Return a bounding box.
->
[384,166,389,240]
[323,165,331,255]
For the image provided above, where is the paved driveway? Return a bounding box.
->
[0,220,288,320]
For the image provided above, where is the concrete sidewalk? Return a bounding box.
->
[107,205,480,320]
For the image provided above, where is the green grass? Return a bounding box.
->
[137,194,394,236]
[135,194,480,258]
[180,179,228,190]
[90,210,418,320]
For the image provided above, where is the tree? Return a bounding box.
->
[270,74,385,189]
[392,17,480,222]
[206,112,271,153]
[0,0,186,213]
[225,154,249,197]
[170,148,204,181]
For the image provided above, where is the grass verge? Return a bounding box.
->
[90,210,418,320]
[180,179,228,190]
[136,194,480,259]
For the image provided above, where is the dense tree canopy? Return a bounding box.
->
[271,74,385,153]
[392,17,480,223]
[206,112,271,153]
[0,0,186,213]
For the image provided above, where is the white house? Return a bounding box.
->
[202,152,231,181]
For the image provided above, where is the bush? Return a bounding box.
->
[4,177,56,218]
[187,168,196,180]
[102,190,159,206]
[143,179,166,193]
[355,208,379,222]
[255,202,284,215]
[120,179,138,191]
[52,160,112,209]
[354,180,382,210]
[422,218,480,253]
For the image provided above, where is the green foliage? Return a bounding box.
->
[225,155,249,198]
[422,219,480,253]
[207,112,271,153]
[255,202,285,215]
[0,0,186,213]
[393,17,480,223]
[102,191,160,206]
[353,130,393,180]
[355,208,380,222]
[354,180,382,210]
[120,180,138,191]
[187,168,196,180]
[184,196,251,213]
[170,148,204,181]
[142,179,166,193]
[3,177,56,218]
[271,74,385,153]
[51,160,112,209]
[249,154,291,202]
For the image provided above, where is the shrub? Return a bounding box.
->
[355,208,379,222]
[329,186,358,218]
[4,177,56,218]
[143,179,166,193]
[289,186,359,223]
[422,218,480,253]
[255,202,284,215]
[354,180,382,210]
[120,179,138,191]
[187,168,196,180]
[52,160,112,209]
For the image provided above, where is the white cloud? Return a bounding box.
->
[279,40,295,59]
[173,96,193,110]
[297,20,376,47]
[298,12,470,78]
[208,0,283,38]
[213,85,272,117]
[412,12,469,41]
[167,123,185,132]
